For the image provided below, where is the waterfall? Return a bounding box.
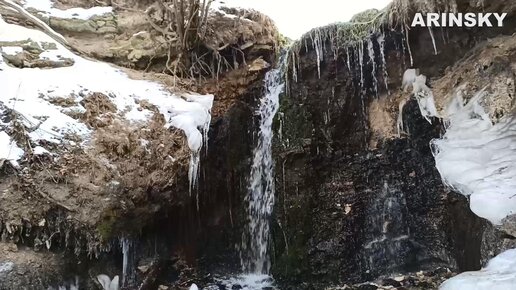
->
[240,64,284,274]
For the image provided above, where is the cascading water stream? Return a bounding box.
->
[240,64,284,275]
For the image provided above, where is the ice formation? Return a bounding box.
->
[440,249,516,290]
[402,68,419,92]
[432,91,516,224]
[97,274,119,290]
[0,15,213,187]
[400,69,438,123]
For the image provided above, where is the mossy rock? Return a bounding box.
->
[350,8,381,23]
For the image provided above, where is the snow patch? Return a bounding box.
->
[440,249,516,290]
[33,146,50,155]
[431,90,516,224]
[23,0,112,20]
[1,46,23,55]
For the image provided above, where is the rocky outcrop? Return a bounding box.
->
[0,1,277,289]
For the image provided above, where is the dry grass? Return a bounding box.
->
[80,92,117,128]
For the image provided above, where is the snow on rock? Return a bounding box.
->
[0,15,213,182]
[23,0,112,20]
[440,249,516,290]
[0,132,24,167]
[431,90,516,225]
[33,146,50,155]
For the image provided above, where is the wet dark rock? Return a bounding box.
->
[355,284,378,290]
[327,268,455,290]
[382,278,402,287]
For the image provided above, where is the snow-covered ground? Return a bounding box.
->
[0,14,213,178]
[440,249,516,290]
[23,0,112,20]
[432,91,516,225]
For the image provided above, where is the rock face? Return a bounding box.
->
[271,0,516,288]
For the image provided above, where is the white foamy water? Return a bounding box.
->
[240,66,284,274]
[214,274,277,290]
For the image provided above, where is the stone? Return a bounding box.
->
[248,57,270,72]
[501,214,516,237]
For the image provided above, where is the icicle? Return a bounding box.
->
[399,31,407,69]
[345,46,351,71]
[367,38,378,98]
[358,42,364,90]
[312,30,323,79]
[403,25,414,66]
[203,117,210,155]
[397,98,407,137]
[427,26,438,55]
[120,237,134,287]
[378,33,390,94]
[330,31,338,61]
[291,51,298,83]
[188,151,200,195]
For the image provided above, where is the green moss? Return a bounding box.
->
[96,208,119,241]
[271,190,313,282]
[277,33,292,49]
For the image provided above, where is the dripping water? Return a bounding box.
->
[367,38,378,98]
[378,33,390,94]
[240,62,284,275]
